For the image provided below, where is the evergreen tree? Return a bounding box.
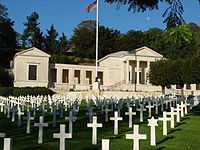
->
[45,24,59,54]
[0,2,16,67]
[22,11,44,49]
[58,32,68,53]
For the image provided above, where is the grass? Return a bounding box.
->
[0,105,200,150]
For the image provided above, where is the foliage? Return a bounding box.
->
[150,54,200,92]
[45,24,59,54]
[104,0,200,28]
[58,32,68,53]
[50,54,95,64]
[118,30,144,51]
[0,87,55,96]
[71,24,121,59]
[0,3,16,67]
[22,12,45,49]
[0,66,13,86]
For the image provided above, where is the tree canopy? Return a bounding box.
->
[105,0,200,28]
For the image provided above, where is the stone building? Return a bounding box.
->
[13,46,162,92]
[13,46,199,95]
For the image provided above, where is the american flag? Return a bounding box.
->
[86,1,97,13]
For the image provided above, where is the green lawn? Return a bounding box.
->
[0,105,200,150]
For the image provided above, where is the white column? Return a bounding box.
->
[136,61,140,85]
[92,70,96,83]
[80,70,86,85]
[57,68,62,84]
[129,65,133,84]
[146,61,150,85]
[69,69,74,85]
[126,60,129,84]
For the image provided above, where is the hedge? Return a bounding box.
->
[0,87,55,97]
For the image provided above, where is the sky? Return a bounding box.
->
[2,0,200,38]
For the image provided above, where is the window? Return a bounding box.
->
[196,84,200,90]
[186,84,191,90]
[50,69,57,83]
[97,71,103,85]
[28,65,37,80]
[74,70,80,84]
[62,69,69,83]
[86,71,92,84]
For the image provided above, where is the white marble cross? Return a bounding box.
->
[126,125,147,150]
[53,124,72,150]
[146,101,154,117]
[25,111,34,134]
[3,138,11,150]
[87,116,102,145]
[34,116,49,144]
[102,139,110,150]
[158,112,171,136]
[110,111,123,135]
[184,100,190,114]
[0,133,6,138]
[180,101,185,117]
[174,104,181,122]
[148,117,158,146]
[104,106,112,122]
[125,107,136,128]
[17,107,24,127]
[166,107,176,128]
[0,103,4,112]
[11,106,16,122]
[137,104,146,122]
[86,107,95,122]
[65,111,77,136]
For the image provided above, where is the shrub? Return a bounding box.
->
[0,87,55,97]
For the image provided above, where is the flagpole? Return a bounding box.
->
[95,0,99,79]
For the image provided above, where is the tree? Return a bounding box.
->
[71,23,121,59]
[105,0,200,28]
[118,30,145,51]
[45,24,59,54]
[58,33,68,53]
[22,12,45,49]
[149,59,172,94]
[0,3,16,67]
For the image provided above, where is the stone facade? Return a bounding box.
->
[13,46,200,95]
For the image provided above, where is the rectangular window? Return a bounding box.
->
[97,71,103,85]
[74,70,80,84]
[139,72,142,84]
[50,68,57,83]
[28,65,37,80]
[86,71,92,84]
[196,84,200,90]
[186,84,191,90]
[62,69,69,83]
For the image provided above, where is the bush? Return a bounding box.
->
[0,66,13,86]
[0,87,55,97]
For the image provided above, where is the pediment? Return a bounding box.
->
[15,47,50,58]
[135,46,163,58]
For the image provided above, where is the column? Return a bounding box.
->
[126,60,129,84]
[80,70,86,85]
[146,61,150,85]
[69,69,74,85]
[57,68,62,84]
[92,70,96,83]
[136,61,140,85]
[129,65,133,84]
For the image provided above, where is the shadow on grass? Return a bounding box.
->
[157,136,174,145]
[175,122,186,128]
[156,146,166,150]
[181,116,190,121]
[168,128,181,134]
